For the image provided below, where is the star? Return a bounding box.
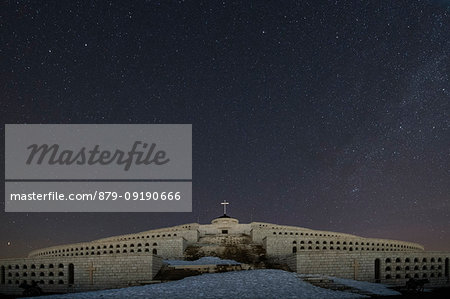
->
[0,0,449,258]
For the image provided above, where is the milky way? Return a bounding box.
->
[0,0,449,257]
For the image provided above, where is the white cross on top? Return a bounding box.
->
[221,200,229,215]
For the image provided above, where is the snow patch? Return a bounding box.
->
[329,276,401,296]
[28,269,367,299]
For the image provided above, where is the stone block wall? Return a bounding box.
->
[157,238,186,259]
[0,253,162,296]
[263,233,424,260]
[28,236,189,260]
[289,251,450,287]
[199,223,251,237]
[29,230,198,259]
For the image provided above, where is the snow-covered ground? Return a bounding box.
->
[328,276,400,296]
[164,256,241,265]
[24,269,402,299]
[297,274,400,296]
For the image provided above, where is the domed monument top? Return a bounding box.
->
[211,200,239,225]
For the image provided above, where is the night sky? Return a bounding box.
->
[1,0,449,258]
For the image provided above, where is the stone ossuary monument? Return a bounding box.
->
[1,201,449,295]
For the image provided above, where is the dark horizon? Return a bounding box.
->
[1,0,449,258]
